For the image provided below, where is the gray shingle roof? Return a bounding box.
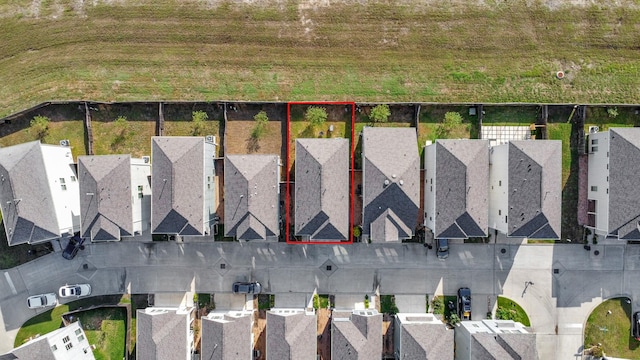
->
[0,141,59,245]
[362,127,420,242]
[201,314,252,360]
[151,137,206,235]
[224,155,279,241]
[79,155,132,241]
[471,333,538,360]
[136,309,190,360]
[295,138,349,241]
[507,141,561,239]
[400,323,453,359]
[433,140,489,239]
[608,128,640,239]
[267,311,317,360]
[4,337,56,360]
[332,312,382,359]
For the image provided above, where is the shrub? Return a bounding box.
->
[30,115,50,140]
[436,112,463,138]
[607,107,618,118]
[252,111,269,139]
[192,110,208,136]
[370,104,391,124]
[305,106,328,128]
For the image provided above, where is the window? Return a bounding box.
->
[591,186,598,192]
[63,336,70,343]
[60,178,65,184]
[75,328,82,335]
[430,186,432,192]
[498,210,501,215]
[591,139,598,145]
[499,180,502,186]
[61,184,67,191]
[137,185,143,192]
[138,185,143,199]
[505,216,508,223]
[51,345,57,351]
[70,176,76,182]
[65,343,73,350]
[77,335,84,342]
[430,178,432,184]
[607,188,609,194]
[591,146,598,152]
[606,176,609,182]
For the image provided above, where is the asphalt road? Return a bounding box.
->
[1,240,637,359]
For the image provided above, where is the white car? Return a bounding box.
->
[59,284,92,298]
[27,293,57,309]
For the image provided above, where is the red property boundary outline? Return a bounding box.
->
[286,101,355,244]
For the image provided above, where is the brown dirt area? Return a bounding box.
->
[225,120,283,157]
[317,308,331,359]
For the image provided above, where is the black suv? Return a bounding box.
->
[62,234,85,260]
[458,287,472,320]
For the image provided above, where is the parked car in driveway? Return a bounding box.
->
[436,239,449,259]
[633,311,640,341]
[233,282,262,294]
[62,234,85,260]
[59,284,91,298]
[27,293,57,309]
[458,287,472,320]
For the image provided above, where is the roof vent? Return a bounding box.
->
[399,180,404,186]
[384,179,390,186]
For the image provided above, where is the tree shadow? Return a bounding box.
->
[246,136,260,153]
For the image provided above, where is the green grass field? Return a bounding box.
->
[584,298,640,358]
[1,1,640,118]
[77,307,126,360]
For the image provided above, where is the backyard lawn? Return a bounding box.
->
[584,298,640,358]
[91,121,155,157]
[546,123,572,186]
[0,120,86,160]
[225,120,282,156]
[163,120,222,156]
[76,307,126,360]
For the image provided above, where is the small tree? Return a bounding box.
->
[192,110,208,136]
[448,314,461,326]
[436,111,463,138]
[607,107,618,118]
[370,104,391,125]
[30,115,50,140]
[305,106,328,128]
[252,111,269,139]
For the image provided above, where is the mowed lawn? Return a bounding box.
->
[2,1,640,117]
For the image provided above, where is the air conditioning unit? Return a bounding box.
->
[205,135,216,144]
[589,126,599,134]
[59,140,70,146]
[142,156,150,164]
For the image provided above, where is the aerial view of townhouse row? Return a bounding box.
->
[0,100,639,360]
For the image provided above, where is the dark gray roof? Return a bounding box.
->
[78,155,133,241]
[151,137,205,235]
[471,333,538,360]
[400,323,453,359]
[224,155,279,241]
[295,138,349,241]
[0,141,59,245]
[4,337,56,360]
[137,309,190,360]
[507,141,561,239]
[332,312,382,359]
[362,127,420,242]
[433,140,489,239]
[267,311,317,360]
[201,314,252,360]
[608,128,640,239]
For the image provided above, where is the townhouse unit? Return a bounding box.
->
[151,136,216,238]
[78,154,151,241]
[201,310,253,360]
[224,154,280,241]
[2,320,95,360]
[331,309,382,360]
[0,141,80,246]
[424,139,490,239]
[136,306,195,360]
[455,319,537,360]
[295,138,350,241]
[266,308,317,360]
[587,127,640,240]
[488,140,562,239]
[394,313,454,359]
[362,127,420,242]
